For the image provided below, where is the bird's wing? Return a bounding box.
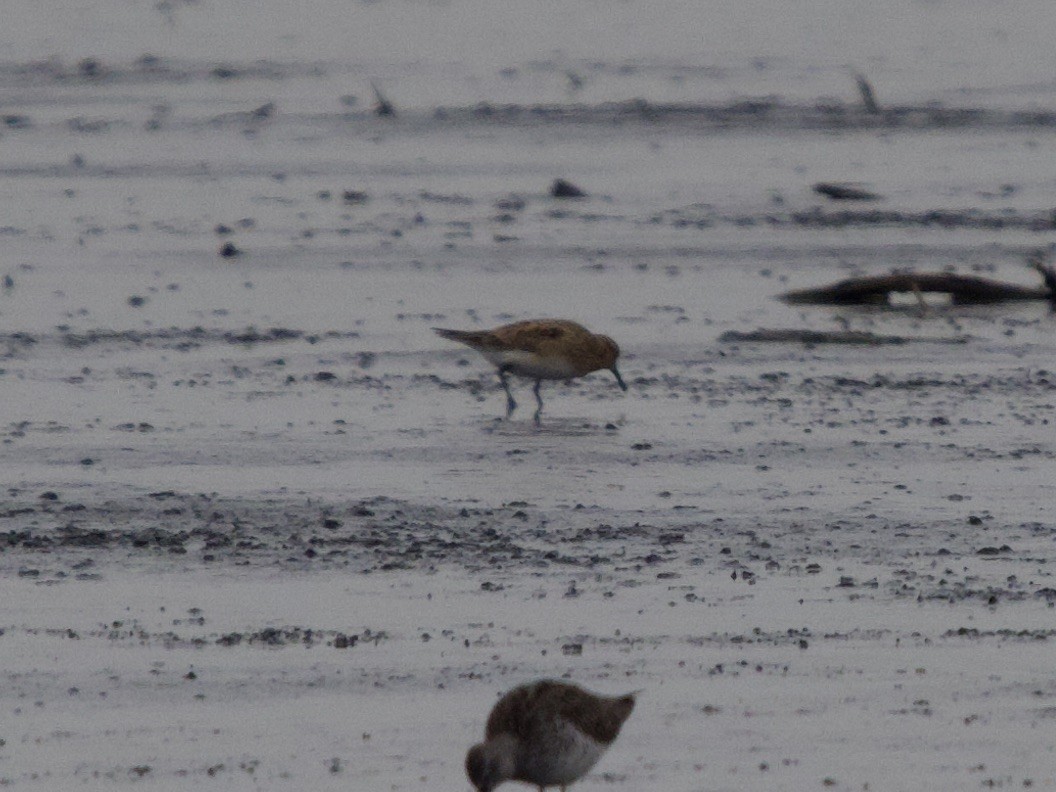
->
[497,321,584,353]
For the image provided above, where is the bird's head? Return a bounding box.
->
[465,738,515,792]
[596,335,627,391]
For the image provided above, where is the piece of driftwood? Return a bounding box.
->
[371,81,396,117]
[719,329,968,345]
[781,263,1056,306]
[852,70,881,114]
[813,182,882,201]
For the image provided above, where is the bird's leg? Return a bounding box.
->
[499,369,517,418]
[532,379,544,425]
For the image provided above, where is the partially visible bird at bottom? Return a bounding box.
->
[433,319,627,423]
[465,679,637,792]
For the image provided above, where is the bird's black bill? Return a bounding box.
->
[611,366,627,391]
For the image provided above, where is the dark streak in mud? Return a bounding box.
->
[0,327,360,353]
[3,483,1055,610]
[654,205,1056,232]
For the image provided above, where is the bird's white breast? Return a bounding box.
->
[521,721,607,786]
[482,349,577,380]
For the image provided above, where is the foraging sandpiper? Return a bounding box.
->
[465,679,636,792]
[434,319,627,423]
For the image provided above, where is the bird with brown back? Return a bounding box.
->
[465,679,637,792]
[434,319,626,423]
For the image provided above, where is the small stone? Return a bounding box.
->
[550,178,587,198]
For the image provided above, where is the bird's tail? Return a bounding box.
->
[614,691,638,720]
[433,327,489,347]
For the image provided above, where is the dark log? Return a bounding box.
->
[780,270,1053,306]
[813,182,882,201]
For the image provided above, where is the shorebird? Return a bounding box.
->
[465,679,636,792]
[433,319,626,423]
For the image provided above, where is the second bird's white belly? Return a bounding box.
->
[521,722,606,786]
[483,350,577,380]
